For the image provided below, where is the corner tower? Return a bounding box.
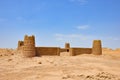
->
[92,40,102,55]
[17,41,24,50]
[65,43,70,49]
[22,35,36,57]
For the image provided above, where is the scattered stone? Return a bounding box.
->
[8,59,12,61]
[38,61,42,64]
[62,75,68,79]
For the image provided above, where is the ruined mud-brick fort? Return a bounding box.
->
[17,35,102,57]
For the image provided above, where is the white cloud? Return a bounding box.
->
[69,0,75,2]
[55,34,97,42]
[77,25,89,30]
[55,33,98,47]
[16,17,24,21]
[54,33,120,49]
[69,0,88,5]
[113,38,120,41]
[0,18,7,22]
[16,16,37,23]
[78,0,88,5]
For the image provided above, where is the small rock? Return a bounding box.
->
[38,61,42,64]
[8,59,12,61]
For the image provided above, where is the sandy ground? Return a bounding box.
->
[0,51,120,80]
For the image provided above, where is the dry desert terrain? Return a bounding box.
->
[0,48,120,80]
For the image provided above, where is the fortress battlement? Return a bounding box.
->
[17,35,102,57]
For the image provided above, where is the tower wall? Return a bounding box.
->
[70,48,92,56]
[65,43,70,49]
[36,47,60,56]
[22,35,36,57]
[92,40,102,55]
[17,41,24,50]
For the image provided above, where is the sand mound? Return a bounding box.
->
[0,48,17,56]
[62,72,120,80]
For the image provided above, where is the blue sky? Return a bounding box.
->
[0,0,120,49]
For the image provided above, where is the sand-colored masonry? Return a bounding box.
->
[92,40,102,55]
[17,41,24,50]
[70,48,92,56]
[65,43,70,49]
[22,35,36,57]
[36,47,60,56]
[17,35,102,57]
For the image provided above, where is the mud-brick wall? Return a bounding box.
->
[60,48,69,52]
[70,48,92,56]
[36,47,60,56]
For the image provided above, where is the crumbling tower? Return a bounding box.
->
[65,43,70,49]
[17,41,24,50]
[22,35,36,57]
[92,40,102,55]
[65,43,70,52]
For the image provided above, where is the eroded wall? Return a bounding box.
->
[60,48,69,52]
[92,40,102,55]
[36,47,60,56]
[70,48,92,56]
[17,41,24,50]
[22,35,36,57]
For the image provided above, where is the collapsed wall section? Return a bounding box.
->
[36,47,60,56]
[70,48,92,56]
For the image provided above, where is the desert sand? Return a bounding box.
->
[0,48,120,80]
